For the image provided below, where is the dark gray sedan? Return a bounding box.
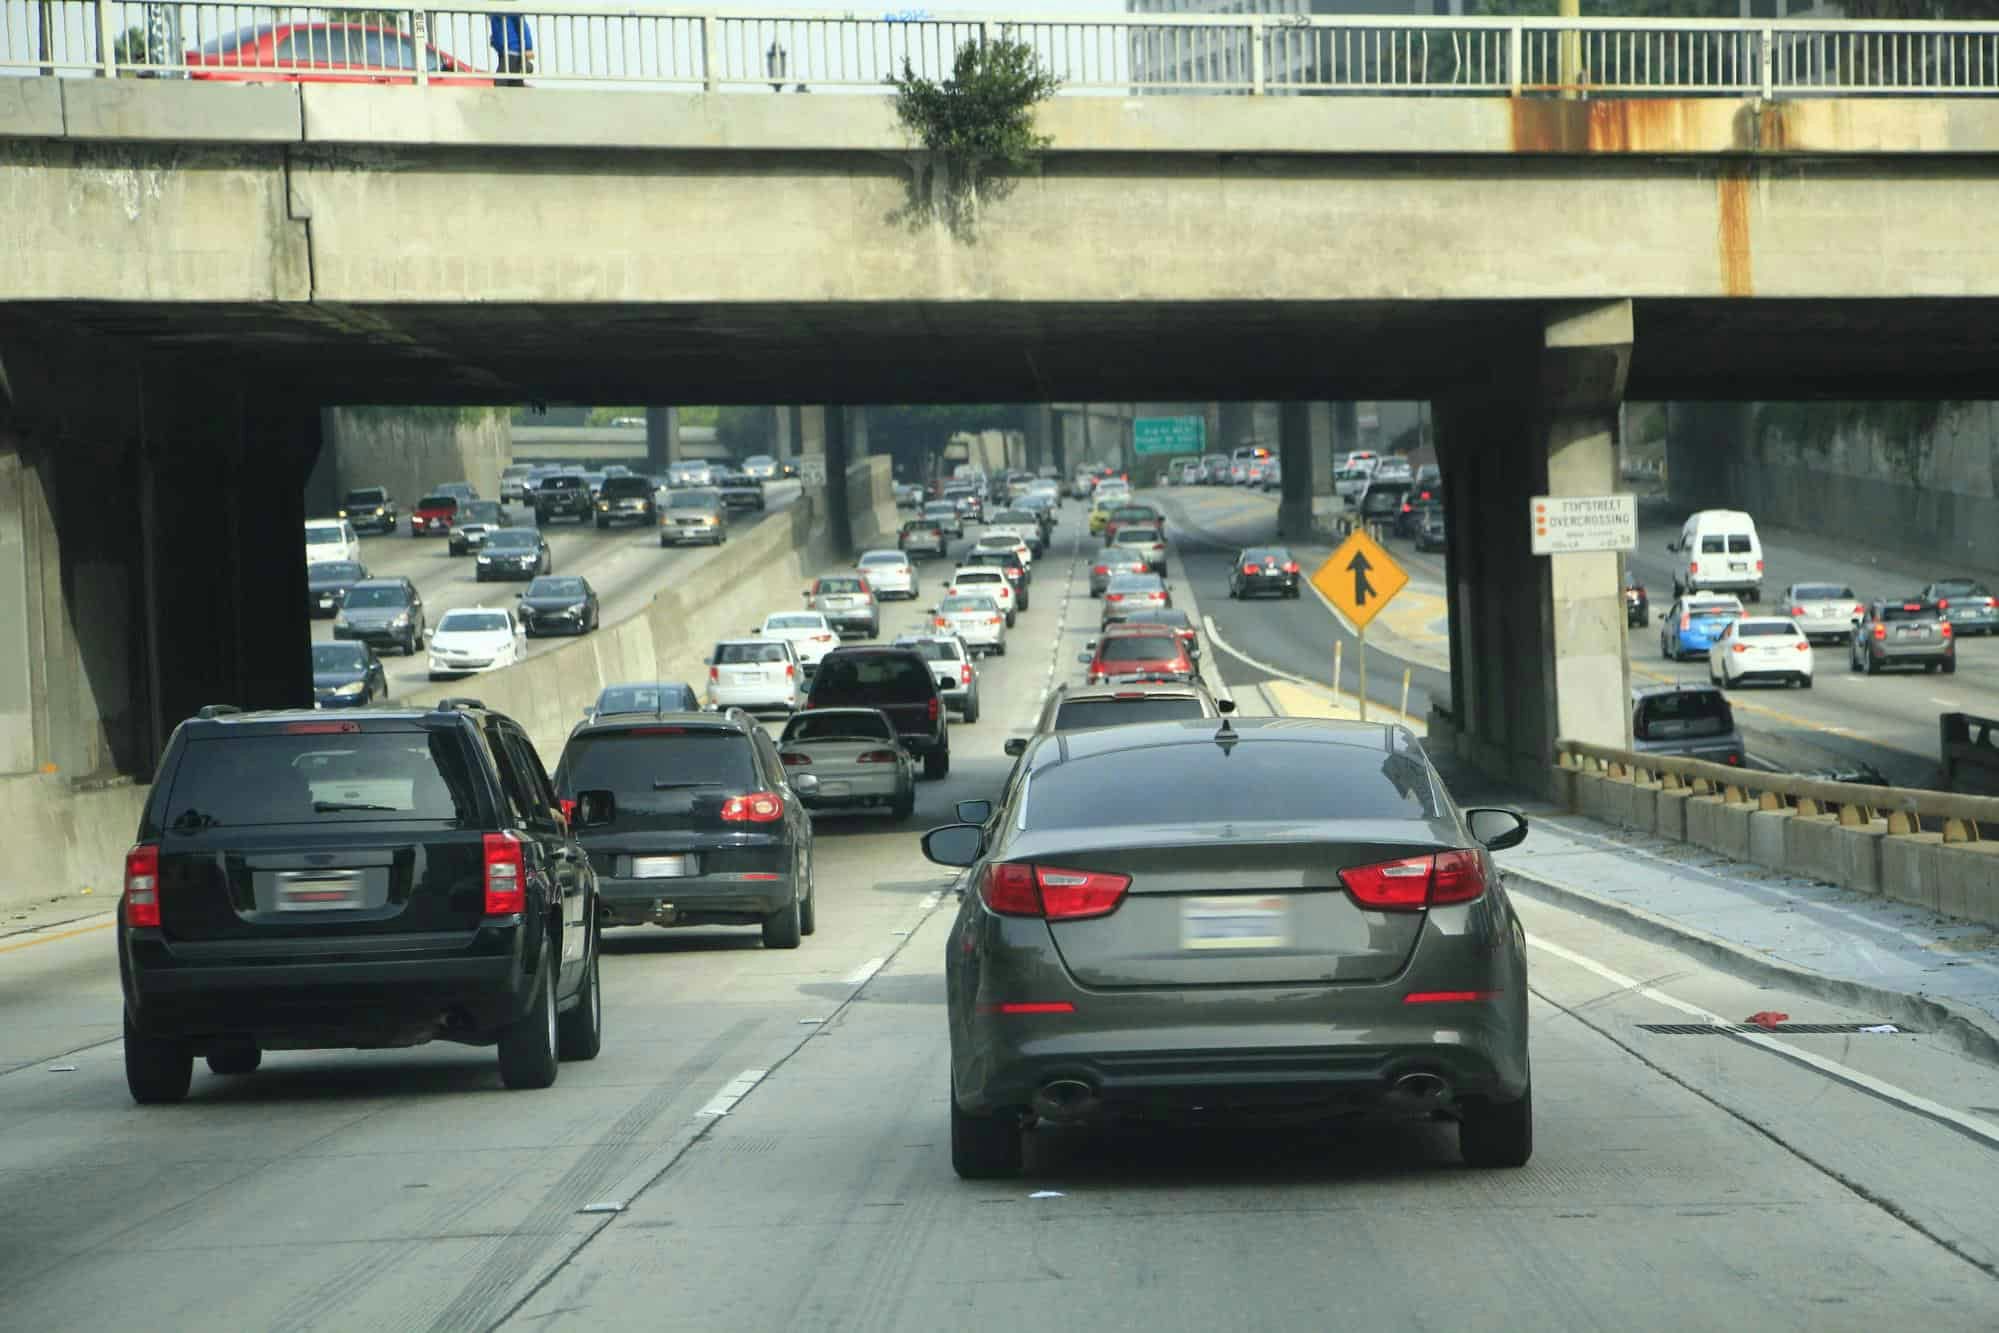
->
[519,575,600,636]
[923,717,1533,1179]
[475,528,552,581]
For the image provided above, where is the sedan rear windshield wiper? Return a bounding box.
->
[652,780,724,790]
[313,801,400,813]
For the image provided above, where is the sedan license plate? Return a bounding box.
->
[1181,896,1290,950]
[817,780,851,798]
[633,855,694,879]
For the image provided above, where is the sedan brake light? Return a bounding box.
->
[1338,850,1487,911]
[780,753,811,765]
[857,750,900,764]
[1282,561,1300,574]
[123,843,161,928]
[979,862,1131,921]
[1938,598,1950,610]
[1730,643,1747,654]
[1107,593,1124,602]
[482,831,527,915]
[1795,640,1811,652]
[1941,621,1954,639]
[1789,605,1804,616]
[720,792,785,823]
[1093,565,1110,576]
[935,618,949,627]
[1680,612,1691,631]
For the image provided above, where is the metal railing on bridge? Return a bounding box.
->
[11,4,1999,98]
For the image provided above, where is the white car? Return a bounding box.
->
[304,519,361,566]
[1710,616,1814,690]
[946,567,1016,626]
[757,611,840,669]
[667,461,714,488]
[426,607,524,680]
[1372,458,1414,483]
[1095,483,1132,507]
[856,550,919,600]
[932,594,1007,656]
[972,530,1033,569]
[707,637,800,712]
[742,454,780,480]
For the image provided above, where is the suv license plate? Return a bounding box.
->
[1182,896,1290,950]
[634,855,694,879]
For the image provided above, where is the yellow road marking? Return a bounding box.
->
[1629,662,1835,732]
[0,919,113,955]
[1262,679,1428,734]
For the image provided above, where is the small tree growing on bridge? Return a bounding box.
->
[888,33,1060,238]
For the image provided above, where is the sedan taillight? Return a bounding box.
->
[857,750,900,764]
[123,843,161,928]
[979,862,1131,921]
[1339,850,1487,911]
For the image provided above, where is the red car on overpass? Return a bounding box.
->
[184,23,492,84]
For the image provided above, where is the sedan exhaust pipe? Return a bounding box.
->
[1031,1079,1101,1122]
[1389,1071,1451,1108]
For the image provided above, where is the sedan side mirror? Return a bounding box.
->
[1003,738,1027,757]
[923,823,985,868]
[574,789,617,829]
[1466,807,1529,852]
[956,799,993,824]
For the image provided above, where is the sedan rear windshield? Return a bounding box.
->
[1687,602,1740,619]
[559,731,754,797]
[895,639,961,662]
[161,732,478,829]
[810,654,935,703]
[342,585,409,609]
[309,562,365,581]
[941,596,998,614]
[1636,691,1735,739]
[1114,529,1163,546]
[1795,584,1856,600]
[764,615,825,631]
[860,554,908,568]
[1026,740,1442,827]
[304,524,346,543]
[416,495,457,509]
[1934,580,1989,597]
[1738,622,1801,637]
[1099,635,1183,662]
[312,644,370,671]
[782,712,894,743]
[817,578,866,594]
[669,491,718,509]
[1053,698,1207,730]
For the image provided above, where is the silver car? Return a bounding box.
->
[659,489,726,546]
[776,708,916,821]
[1780,582,1862,643]
[894,633,981,722]
[1101,571,1171,627]
[706,638,800,713]
[1109,525,1167,575]
[922,501,964,540]
[856,550,919,601]
[931,594,1006,656]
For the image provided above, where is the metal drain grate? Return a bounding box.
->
[1637,1023,1915,1036]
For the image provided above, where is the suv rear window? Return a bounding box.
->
[1636,690,1735,739]
[1795,584,1854,600]
[161,732,478,829]
[1053,698,1208,730]
[716,642,789,664]
[601,477,652,498]
[559,730,755,795]
[595,684,696,713]
[1027,741,1441,828]
[810,654,934,703]
[896,639,961,662]
[343,488,387,505]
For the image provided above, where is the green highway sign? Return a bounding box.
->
[1133,415,1207,455]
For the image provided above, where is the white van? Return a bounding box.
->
[304,519,362,566]
[1668,509,1764,601]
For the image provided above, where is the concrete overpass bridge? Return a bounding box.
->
[9,8,1999,796]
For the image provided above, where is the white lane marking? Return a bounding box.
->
[1528,933,1999,1149]
[844,957,886,987]
[1202,614,1329,694]
[695,1067,770,1118]
[920,891,942,912]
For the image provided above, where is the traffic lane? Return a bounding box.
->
[508,875,1999,1330]
[0,519,1068,1329]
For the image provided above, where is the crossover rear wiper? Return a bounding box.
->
[652,780,723,790]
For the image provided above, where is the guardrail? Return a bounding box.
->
[1557,738,1999,842]
[11,5,1999,98]
[1941,713,1999,792]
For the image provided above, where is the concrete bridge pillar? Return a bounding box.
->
[1277,402,1315,541]
[821,407,853,556]
[645,407,681,470]
[1435,300,1633,794]
[1218,402,1257,453]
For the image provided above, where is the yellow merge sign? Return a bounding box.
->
[1312,528,1408,631]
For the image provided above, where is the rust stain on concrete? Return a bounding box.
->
[1717,165,1753,298]
[1508,98,1729,153]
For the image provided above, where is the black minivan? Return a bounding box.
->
[118,702,607,1102]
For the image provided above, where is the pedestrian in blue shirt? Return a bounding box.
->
[489,2,535,87]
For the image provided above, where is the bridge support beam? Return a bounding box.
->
[645,407,681,470]
[1277,402,1316,541]
[823,406,853,556]
[1436,300,1633,794]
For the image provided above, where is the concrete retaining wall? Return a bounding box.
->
[0,458,897,918]
[306,409,512,517]
[1566,769,1999,927]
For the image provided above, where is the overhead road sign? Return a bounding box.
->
[1313,528,1407,633]
[1133,416,1206,455]
[1531,494,1636,555]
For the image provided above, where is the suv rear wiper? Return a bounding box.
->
[313,801,400,813]
[652,780,723,790]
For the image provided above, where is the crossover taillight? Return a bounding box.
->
[1339,850,1487,911]
[1795,641,1811,652]
[123,843,161,928]
[1730,643,1747,654]
[1789,605,1805,616]
[709,666,719,681]
[979,862,1131,921]
[1941,621,1954,639]
[483,832,526,915]
[720,792,785,823]
[1872,622,1887,640]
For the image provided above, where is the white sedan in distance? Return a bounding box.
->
[856,550,918,600]
[426,607,525,681]
[1710,616,1814,690]
[930,594,1007,656]
[945,566,1016,626]
[756,610,840,670]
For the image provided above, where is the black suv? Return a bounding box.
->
[553,711,817,949]
[535,475,593,525]
[338,486,400,535]
[117,701,608,1103]
[804,646,950,780]
[594,475,658,529]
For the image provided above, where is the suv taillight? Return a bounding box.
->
[1941,621,1954,639]
[1339,850,1487,910]
[961,664,974,685]
[927,696,940,722]
[1872,622,1887,640]
[709,666,719,681]
[123,843,161,928]
[720,792,785,823]
[483,831,526,915]
[979,862,1131,921]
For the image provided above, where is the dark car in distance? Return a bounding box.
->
[331,577,425,657]
[307,561,369,619]
[582,681,701,725]
[476,528,553,582]
[338,486,399,534]
[311,641,390,709]
[1228,546,1301,599]
[595,475,658,529]
[519,575,600,636]
[552,710,817,949]
[448,500,510,556]
[924,718,1533,1178]
[1625,573,1650,628]
[804,646,951,780]
[117,701,605,1103]
[535,475,594,525]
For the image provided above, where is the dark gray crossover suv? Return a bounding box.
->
[923,717,1532,1179]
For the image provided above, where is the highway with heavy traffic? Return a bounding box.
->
[3,484,1997,1330]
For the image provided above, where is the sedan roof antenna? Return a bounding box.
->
[1213,713,1238,754]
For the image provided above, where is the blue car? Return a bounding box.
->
[1659,595,1745,661]
[311,641,389,709]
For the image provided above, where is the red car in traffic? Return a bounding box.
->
[184,23,492,84]
[1081,627,1195,686]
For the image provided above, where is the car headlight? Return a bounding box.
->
[391,613,411,627]
[597,502,609,510]
[333,680,367,697]
[559,606,582,617]
[477,555,493,564]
